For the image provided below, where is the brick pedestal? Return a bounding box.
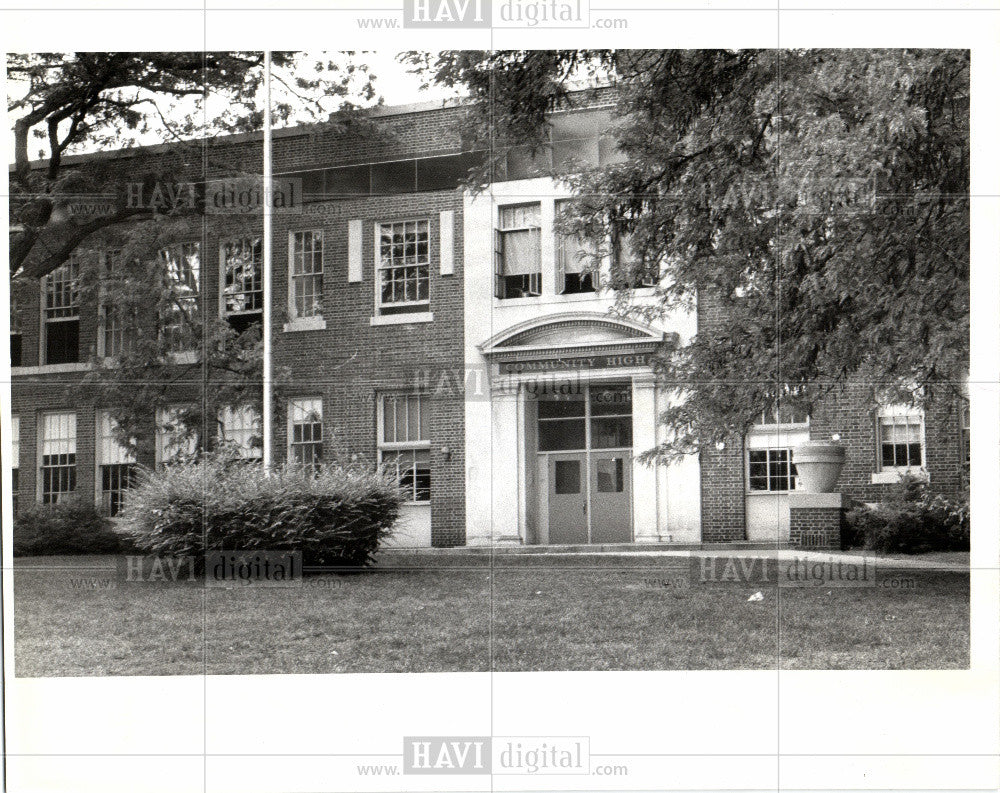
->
[788,493,849,550]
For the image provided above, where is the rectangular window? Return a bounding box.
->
[221,237,263,334]
[11,415,19,515]
[377,220,430,314]
[219,405,262,460]
[40,412,76,503]
[756,404,810,426]
[97,411,136,516]
[496,204,542,299]
[42,257,80,364]
[555,201,597,295]
[156,406,197,466]
[160,242,201,351]
[613,233,658,289]
[289,231,324,319]
[98,250,127,358]
[379,394,430,503]
[748,448,798,492]
[878,410,924,470]
[288,398,322,470]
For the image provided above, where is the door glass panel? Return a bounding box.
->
[554,460,581,494]
[590,417,632,449]
[596,457,624,492]
[538,419,586,451]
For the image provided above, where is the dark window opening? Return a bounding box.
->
[562,272,596,294]
[101,463,136,517]
[10,333,22,367]
[45,320,80,365]
[227,313,262,337]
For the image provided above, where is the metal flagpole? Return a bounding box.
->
[262,51,273,473]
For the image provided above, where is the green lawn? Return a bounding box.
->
[13,555,968,676]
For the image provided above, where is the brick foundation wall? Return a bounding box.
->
[789,507,844,550]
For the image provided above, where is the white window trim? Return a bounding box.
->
[872,405,928,484]
[159,241,202,353]
[287,229,325,323]
[373,218,432,318]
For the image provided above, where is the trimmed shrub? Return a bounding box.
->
[116,456,402,569]
[14,499,130,556]
[844,474,970,554]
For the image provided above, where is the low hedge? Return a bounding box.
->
[13,500,130,556]
[844,474,969,554]
[115,456,402,568]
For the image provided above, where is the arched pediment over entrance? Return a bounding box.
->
[478,312,676,361]
[477,312,678,376]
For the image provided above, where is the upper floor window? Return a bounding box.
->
[159,242,201,351]
[377,220,430,315]
[40,412,76,503]
[288,397,322,471]
[756,403,810,427]
[877,407,924,472]
[379,394,430,503]
[219,405,263,460]
[613,233,658,289]
[221,237,263,334]
[555,201,598,295]
[97,411,137,516]
[42,257,80,365]
[495,203,542,299]
[289,231,324,319]
[98,250,128,358]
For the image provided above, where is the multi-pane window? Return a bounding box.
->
[613,233,658,289]
[43,257,80,364]
[377,220,430,314]
[748,448,798,492]
[496,204,542,298]
[288,398,322,470]
[40,412,76,503]
[221,237,263,333]
[536,383,633,452]
[11,415,19,515]
[757,403,810,426]
[878,410,924,470]
[160,242,201,350]
[97,411,136,516]
[156,406,198,466]
[555,201,597,295]
[98,250,127,358]
[379,394,430,502]
[289,231,324,319]
[219,405,263,460]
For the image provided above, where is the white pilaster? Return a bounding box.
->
[632,379,662,542]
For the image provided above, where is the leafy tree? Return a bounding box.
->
[409,49,969,459]
[9,52,378,452]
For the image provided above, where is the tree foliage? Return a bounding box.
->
[411,49,969,458]
[9,51,378,452]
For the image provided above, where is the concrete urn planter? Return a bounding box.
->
[792,440,846,493]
